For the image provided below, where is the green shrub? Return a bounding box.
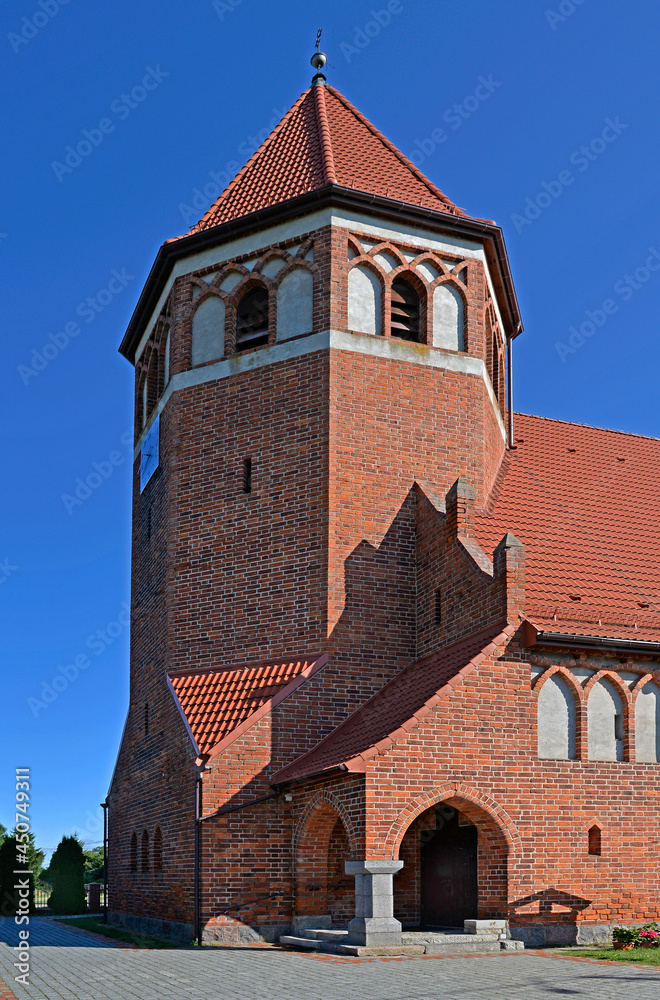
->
[48,836,87,915]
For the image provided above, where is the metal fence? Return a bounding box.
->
[34,886,51,909]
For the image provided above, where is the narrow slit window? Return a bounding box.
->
[242,458,252,494]
[435,588,442,624]
[236,287,269,350]
[390,278,420,342]
[588,824,601,856]
[614,713,624,742]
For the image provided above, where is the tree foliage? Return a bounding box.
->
[0,830,43,916]
[48,835,87,915]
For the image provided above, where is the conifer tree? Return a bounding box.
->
[48,836,87,915]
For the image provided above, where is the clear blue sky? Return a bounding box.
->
[2,0,658,858]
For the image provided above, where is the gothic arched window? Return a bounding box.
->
[537,673,577,759]
[588,678,624,761]
[236,287,269,350]
[153,827,163,871]
[390,277,420,342]
[141,830,149,873]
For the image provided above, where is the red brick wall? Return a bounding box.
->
[110,215,511,936]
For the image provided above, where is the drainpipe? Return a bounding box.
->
[100,800,108,924]
[193,770,203,946]
[507,329,519,448]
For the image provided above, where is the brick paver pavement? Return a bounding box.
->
[1,918,659,1000]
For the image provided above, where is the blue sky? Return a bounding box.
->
[1,0,658,858]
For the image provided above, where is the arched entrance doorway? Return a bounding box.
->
[393,796,510,929]
[420,805,477,927]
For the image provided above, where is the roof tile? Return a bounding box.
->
[476,413,660,643]
[188,85,463,234]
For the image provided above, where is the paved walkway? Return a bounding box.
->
[0,918,659,1000]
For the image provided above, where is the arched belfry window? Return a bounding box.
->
[236,287,269,350]
[390,278,420,342]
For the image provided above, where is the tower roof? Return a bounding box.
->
[189,84,466,234]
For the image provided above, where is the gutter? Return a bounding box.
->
[119,184,522,362]
[525,625,660,657]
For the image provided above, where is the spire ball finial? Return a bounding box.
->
[311,27,327,84]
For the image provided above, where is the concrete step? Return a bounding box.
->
[402,932,500,944]
[296,928,350,941]
[279,935,322,950]
[311,929,350,942]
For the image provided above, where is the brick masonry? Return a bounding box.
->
[109,211,659,948]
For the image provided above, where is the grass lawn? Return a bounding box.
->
[565,947,660,965]
[54,916,183,949]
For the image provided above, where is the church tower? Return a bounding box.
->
[108,53,522,943]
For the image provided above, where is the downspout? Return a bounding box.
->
[507,326,521,448]
[194,770,203,946]
[101,800,108,924]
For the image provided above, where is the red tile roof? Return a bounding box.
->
[476,413,660,644]
[189,84,464,234]
[168,655,327,763]
[272,623,514,784]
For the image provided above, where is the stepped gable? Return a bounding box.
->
[188,84,465,234]
[272,623,513,785]
[476,412,660,643]
[168,655,327,762]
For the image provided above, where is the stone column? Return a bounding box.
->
[345,860,403,947]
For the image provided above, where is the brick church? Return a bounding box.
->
[108,55,660,951]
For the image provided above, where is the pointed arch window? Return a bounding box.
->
[141,830,149,873]
[537,673,577,759]
[153,827,163,871]
[390,277,420,342]
[236,287,269,350]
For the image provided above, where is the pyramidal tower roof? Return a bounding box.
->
[189,84,466,234]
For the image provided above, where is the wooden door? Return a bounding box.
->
[421,814,478,928]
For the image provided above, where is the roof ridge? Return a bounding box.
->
[314,84,336,184]
[189,89,311,233]
[325,85,461,215]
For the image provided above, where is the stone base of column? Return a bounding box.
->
[345,860,403,947]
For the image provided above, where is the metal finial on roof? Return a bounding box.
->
[311,27,327,85]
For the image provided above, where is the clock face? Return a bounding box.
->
[140,415,160,493]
